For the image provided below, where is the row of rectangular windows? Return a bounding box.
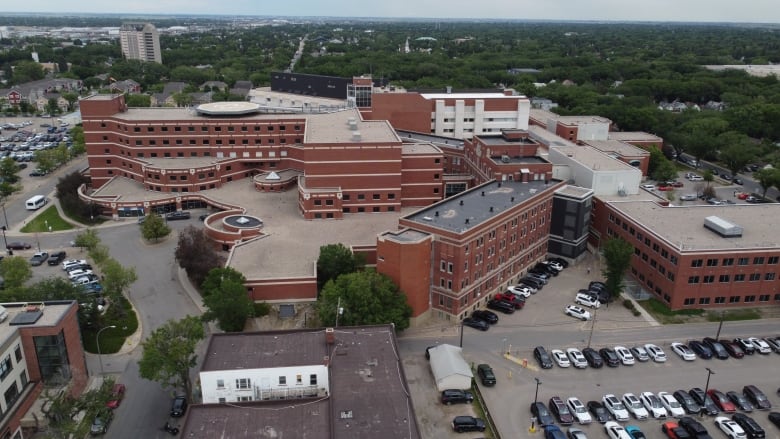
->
[106,137,302,146]
[683,294,780,306]
[687,273,776,283]
[690,256,779,267]
[102,122,302,133]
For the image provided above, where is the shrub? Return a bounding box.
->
[253,302,271,317]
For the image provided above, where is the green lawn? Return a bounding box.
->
[637,298,704,324]
[19,205,75,232]
[82,296,139,354]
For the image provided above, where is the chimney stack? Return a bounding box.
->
[326,327,335,345]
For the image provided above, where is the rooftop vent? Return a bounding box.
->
[434,211,439,217]
[459,200,464,206]
[422,216,433,221]
[481,191,485,196]
[501,155,511,163]
[347,118,358,130]
[489,206,494,212]
[511,197,515,202]
[351,131,361,141]
[465,218,470,224]
[703,216,743,238]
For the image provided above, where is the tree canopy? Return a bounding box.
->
[140,212,171,242]
[317,270,412,331]
[201,267,254,332]
[316,243,365,290]
[601,237,634,301]
[175,225,224,287]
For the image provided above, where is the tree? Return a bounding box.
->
[717,131,758,180]
[317,270,412,331]
[753,167,780,199]
[601,237,634,302]
[140,213,170,242]
[175,226,224,287]
[0,256,32,290]
[651,159,678,183]
[201,267,254,332]
[125,94,151,107]
[138,316,205,402]
[0,157,20,184]
[100,259,138,310]
[61,92,79,111]
[73,228,100,251]
[316,243,365,290]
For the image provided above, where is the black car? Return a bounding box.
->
[477,364,496,386]
[587,400,611,423]
[519,277,544,290]
[589,281,607,291]
[452,416,486,433]
[582,347,604,368]
[734,338,756,355]
[531,401,556,426]
[534,263,559,276]
[6,242,31,250]
[702,338,729,360]
[719,340,745,359]
[48,251,67,266]
[549,396,574,425]
[599,347,620,367]
[170,396,188,417]
[534,346,553,369]
[731,413,765,439]
[487,299,515,314]
[743,385,772,410]
[441,389,474,405]
[768,412,780,429]
[673,390,702,415]
[547,257,569,268]
[687,340,713,359]
[89,410,113,436]
[165,211,191,221]
[679,416,712,439]
[689,387,719,415]
[727,391,754,412]
[471,309,498,324]
[462,317,489,331]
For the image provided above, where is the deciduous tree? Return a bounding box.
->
[316,243,365,290]
[601,237,634,302]
[140,213,170,242]
[175,225,224,287]
[138,316,205,402]
[201,267,253,332]
[0,256,32,290]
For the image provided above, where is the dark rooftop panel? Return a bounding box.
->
[9,310,43,326]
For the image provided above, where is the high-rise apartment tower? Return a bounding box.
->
[119,22,162,63]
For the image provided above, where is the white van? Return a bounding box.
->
[25,195,47,210]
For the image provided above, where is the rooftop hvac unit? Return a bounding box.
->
[351,131,361,141]
[501,155,511,163]
[703,216,743,238]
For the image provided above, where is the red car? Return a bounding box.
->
[656,185,674,191]
[662,421,692,439]
[494,292,525,309]
[707,389,736,413]
[106,383,126,409]
[667,181,684,187]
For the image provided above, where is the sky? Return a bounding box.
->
[1,0,780,23]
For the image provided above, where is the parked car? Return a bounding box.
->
[170,396,188,417]
[165,211,191,221]
[550,396,575,425]
[518,277,542,291]
[640,391,668,419]
[630,346,650,362]
[658,391,686,418]
[587,400,611,423]
[622,393,649,420]
[734,338,756,355]
[565,305,591,321]
[568,427,589,439]
[534,346,554,369]
[471,309,498,324]
[544,425,567,439]
[551,349,571,368]
[534,262,559,276]
[62,259,87,271]
[671,342,697,361]
[441,389,474,405]
[476,364,496,386]
[599,348,620,367]
[742,385,771,410]
[462,317,489,331]
[486,299,515,314]
[769,413,780,429]
[679,416,712,439]
[645,344,667,362]
[663,421,693,439]
[494,292,525,309]
[689,387,719,416]
[48,250,66,265]
[687,340,713,359]
[747,338,771,354]
[452,415,486,433]
[708,390,736,413]
[575,292,601,309]
[626,425,647,439]
[544,260,565,271]
[582,347,604,368]
[89,410,113,435]
[614,346,635,365]
[763,337,780,353]
[702,338,729,360]
[605,421,632,439]
[673,390,702,415]
[106,383,126,409]
[567,397,592,424]
[531,401,556,426]
[67,269,94,280]
[507,285,532,297]
[726,391,753,412]
[566,348,588,369]
[714,416,746,439]
[547,257,569,268]
[6,241,31,250]
[29,251,49,266]
[730,413,765,439]
[603,394,630,421]
[719,340,745,359]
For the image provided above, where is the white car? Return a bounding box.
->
[614,346,635,365]
[67,269,94,280]
[630,346,650,362]
[507,285,532,298]
[605,421,631,439]
[603,394,630,421]
[640,184,656,190]
[565,305,591,321]
[575,292,601,309]
[715,416,747,439]
[680,194,697,201]
[621,393,648,420]
[544,260,564,272]
[671,342,696,361]
[689,175,704,181]
[551,349,571,368]
[658,391,685,418]
[639,392,668,419]
[644,344,667,362]
[62,259,87,271]
[567,397,592,424]
[747,337,772,354]
[566,348,588,369]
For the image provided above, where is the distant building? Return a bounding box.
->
[119,23,162,64]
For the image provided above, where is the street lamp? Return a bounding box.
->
[96,325,117,375]
[531,378,542,432]
[701,367,715,417]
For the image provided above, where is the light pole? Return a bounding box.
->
[714,312,725,339]
[531,377,542,432]
[701,367,715,417]
[587,306,598,348]
[334,297,343,327]
[96,325,116,375]
[534,377,542,405]
[1,226,7,255]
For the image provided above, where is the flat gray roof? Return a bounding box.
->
[404,179,561,234]
[608,131,663,143]
[581,139,649,157]
[527,125,578,148]
[609,200,780,252]
[549,143,638,172]
[0,302,74,345]
[379,229,431,243]
[555,185,593,199]
[402,142,441,155]
[202,330,328,371]
[397,130,465,150]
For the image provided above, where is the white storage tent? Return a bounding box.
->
[428,344,473,391]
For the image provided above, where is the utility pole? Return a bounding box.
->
[335,297,343,327]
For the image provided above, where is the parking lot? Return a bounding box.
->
[643,170,768,207]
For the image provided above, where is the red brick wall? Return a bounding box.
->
[369,93,433,133]
[246,277,318,302]
[376,233,433,317]
[400,152,444,206]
